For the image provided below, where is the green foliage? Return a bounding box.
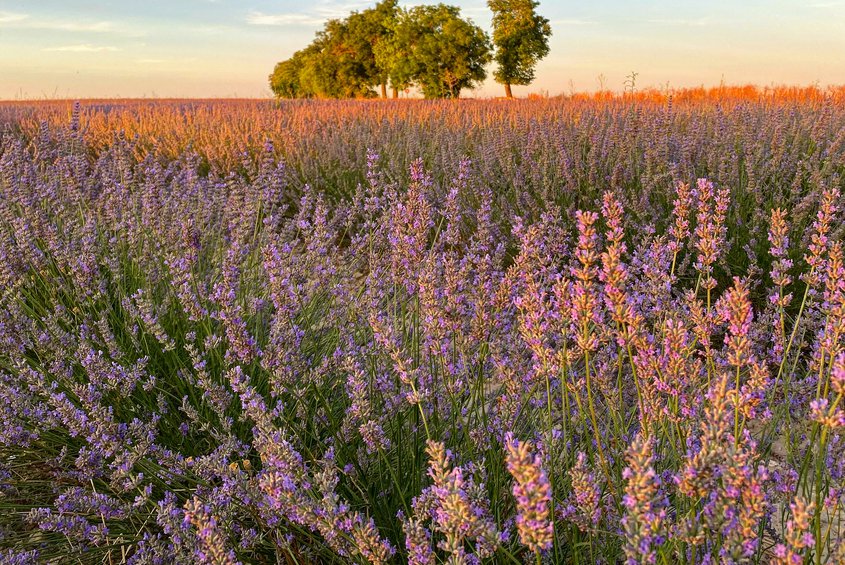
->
[268,0,399,99]
[393,4,492,99]
[269,1,491,99]
[488,0,552,94]
[372,6,416,95]
[269,51,309,99]
[299,19,379,99]
[348,0,400,93]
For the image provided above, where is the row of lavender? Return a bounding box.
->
[0,98,843,563]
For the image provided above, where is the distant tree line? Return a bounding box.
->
[269,0,551,99]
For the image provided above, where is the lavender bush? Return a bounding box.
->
[0,96,843,563]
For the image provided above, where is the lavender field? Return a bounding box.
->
[0,94,844,564]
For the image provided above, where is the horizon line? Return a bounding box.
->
[2,81,845,103]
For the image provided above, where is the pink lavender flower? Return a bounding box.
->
[719,277,753,367]
[819,241,845,358]
[183,498,239,565]
[773,497,815,564]
[504,432,553,554]
[421,440,500,560]
[571,210,602,354]
[621,433,666,564]
[400,513,435,565]
[565,451,602,533]
[832,352,845,395]
[389,158,434,294]
[768,207,794,363]
[600,191,637,331]
[768,208,793,301]
[668,180,693,259]
[693,178,730,291]
[803,186,840,286]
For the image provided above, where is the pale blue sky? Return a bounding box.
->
[0,0,843,99]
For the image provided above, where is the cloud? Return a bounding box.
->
[245,2,373,26]
[45,21,114,32]
[245,11,324,26]
[1,15,147,36]
[648,17,710,27]
[0,11,28,23]
[6,18,114,32]
[42,44,121,52]
[313,1,371,18]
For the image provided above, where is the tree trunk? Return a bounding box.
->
[392,87,399,99]
[381,83,387,98]
[505,83,513,99]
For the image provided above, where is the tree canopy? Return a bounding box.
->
[395,5,491,99]
[269,1,398,99]
[488,0,552,98]
[270,51,308,99]
[270,1,500,99]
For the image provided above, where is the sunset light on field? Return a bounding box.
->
[2,1,845,563]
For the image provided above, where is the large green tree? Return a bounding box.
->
[372,7,415,98]
[394,4,492,99]
[299,19,378,98]
[269,49,312,99]
[269,0,398,99]
[488,0,552,98]
[269,1,490,100]
[346,0,399,97]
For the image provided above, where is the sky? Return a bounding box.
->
[1,0,843,99]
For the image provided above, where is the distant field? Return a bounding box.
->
[0,92,843,563]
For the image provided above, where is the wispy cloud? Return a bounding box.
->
[5,18,114,32]
[0,11,28,23]
[313,1,371,18]
[648,17,710,27]
[1,15,146,37]
[42,44,121,53]
[50,21,114,32]
[245,11,324,26]
[245,1,373,26]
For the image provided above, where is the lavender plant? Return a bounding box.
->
[0,95,843,563]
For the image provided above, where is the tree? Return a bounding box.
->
[488,0,552,98]
[346,0,399,98]
[269,24,356,99]
[292,19,377,99]
[269,50,310,99]
[268,1,490,100]
[395,4,492,99]
[372,4,414,98]
[268,1,398,100]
